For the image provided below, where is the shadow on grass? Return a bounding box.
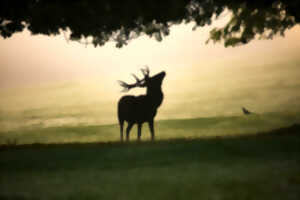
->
[1,124,299,200]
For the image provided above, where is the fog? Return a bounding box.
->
[0,22,300,130]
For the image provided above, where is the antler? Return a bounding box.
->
[141,65,150,78]
[118,66,150,92]
[118,73,143,92]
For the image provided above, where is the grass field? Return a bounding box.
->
[1,59,300,199]
[1,25,300,200]
[1,112,300,145]
[1,114,300,200]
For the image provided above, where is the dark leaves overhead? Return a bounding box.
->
[0,0,299,48]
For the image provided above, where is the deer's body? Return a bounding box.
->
[118,94,162,123]
[117,68,165,141]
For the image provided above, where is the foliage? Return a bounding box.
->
[0,0,299,47]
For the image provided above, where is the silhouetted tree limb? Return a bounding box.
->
[0,0,299,48]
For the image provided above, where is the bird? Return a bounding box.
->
[242,107,252,115]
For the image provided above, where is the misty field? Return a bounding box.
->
[0,112,300,145]
[1,114,300,200]
[1,60,300,199]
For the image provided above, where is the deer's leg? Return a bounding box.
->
[119,120,124,142]
[137,123,142,141]
[126,122,134,142]
[148,120,155,141]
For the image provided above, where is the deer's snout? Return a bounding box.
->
[158,71,166,79]
[151,71,166,82]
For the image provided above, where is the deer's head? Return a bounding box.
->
[118,66,166,92]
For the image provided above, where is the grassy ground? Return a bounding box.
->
[0,114,300,200]
[1,112,300,145]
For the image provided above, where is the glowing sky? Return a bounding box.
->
[0,21,300,128]
[0,22,299,90]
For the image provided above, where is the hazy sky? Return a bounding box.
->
[0,21,300,128]
[0,21,299,90]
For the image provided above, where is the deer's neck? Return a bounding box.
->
[146,88,164,108]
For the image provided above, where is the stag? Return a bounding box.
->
[118,67,166,141]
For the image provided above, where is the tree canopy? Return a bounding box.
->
[0,0,299,48]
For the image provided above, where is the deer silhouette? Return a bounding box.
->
[118,67,166,142]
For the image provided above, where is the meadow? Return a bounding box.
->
[1,113,300,200]
[1,59,300,199]
[1,112,300,145]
